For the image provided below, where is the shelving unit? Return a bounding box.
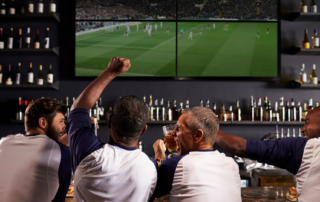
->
[0,81,59,90]
[289,80,320,88]
[0,47,59,56]
[0,13,60,22]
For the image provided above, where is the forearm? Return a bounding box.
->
[215,130,247,157]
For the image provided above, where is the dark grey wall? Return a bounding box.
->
[0,0,318,156]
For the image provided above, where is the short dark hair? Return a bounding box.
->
[110,95,148,144]
[25,98,67,130]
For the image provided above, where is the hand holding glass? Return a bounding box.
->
[162,125,177,152]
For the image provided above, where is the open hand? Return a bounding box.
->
[107,57,131,77]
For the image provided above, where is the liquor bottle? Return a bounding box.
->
[166,100,172,121]
[297,102,302,122]
[98,97,104,119]
[219,104,227,121]
[227,106,233,121]
[308,98,313,112]
[0,0,5,15]
[258,98,263,121]
[298,128,302,137]
[28,0,34,14]
[148,95,153,121]
[212,102,218,117]
[300,64,307,83]
[279,97,285,121]
[0,65,2,84]
[268,101,272,122]
[312,29,319,48]
[15,62,21,85]
[7,28,13,49]
[275,125,279,139]
[16,28,22,48]
[143,96,148,108]
[262,96,268,121]
[172,100,178,120]
[27,62,33,84]
[37,65,43,85]
[65,97,70,119]
[249,96,254,121]
[9,0,15,14]
[25,27,31,48]
[302,103,308,121]
[34,30,40,49]
[292,128,296,137]
[281,128,284,138]
[138,141,143,151]
[273,101,279,122]
[234,100,241,121]
[0,28,3,49]
[302,29,310,49]
[106,107,112,123]
[300,0,308,13]
[19,0,25,14]
[310,0,317,13]
[185,100,190,109]
[47,64,53,84]
[44,27,50,49]
[285,101,291,122]
[153,99,159,121]
[253,100,258,121]
[49,0,56,13]
[17,97,23,120]
[287,128,290,138]
[290,99,297,121]
[205,99,210,108]
[6,65,13,85]
[199,99,203,107]
[159,98,165,121]
[93,101,100,120]
[316,102,320,107]
[37,0,43,13]
[178,102,184,118]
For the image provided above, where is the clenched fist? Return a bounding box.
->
[107,57,131,77]
[153,139,166,161]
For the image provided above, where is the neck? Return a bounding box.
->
[26,128,46,135]
[110,131,138,149]
[194,142,213,151]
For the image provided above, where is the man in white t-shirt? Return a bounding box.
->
[67,57,157,202]
[0,99,71,202]
[151,107,241,202]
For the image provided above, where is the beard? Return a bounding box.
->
[46,123,60,142]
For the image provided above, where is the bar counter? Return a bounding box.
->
[65,187,291,202]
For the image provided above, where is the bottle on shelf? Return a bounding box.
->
[25,27,31,49]
[93,101,100,120]
[138,141,143,151]
[298,128,302,137]
[17,97,23,121]
[19,0,25,14]
[249,96,254,121]
[49,0,56,13]
[310,0,317,13]
[287,128,290,138]
[98,97,104,120]
[65,97,70,119]
[234,100,241,121]
[28,0,34,14]
[199,99,203,107]
[302,29,310,49]
[273,101,279,122]
[219,104,227,122]
[227,106,234,121]
[281,128,284,138]
[16,28,22,49]
[292,128,296,137]
[279,97,285,121]
[285,101,291,122]
[9,0,15,14]
[44,27,50,49]
[159,98,165,121]
[27,62,34,84]
[300,0,308,13]
[166,100,172,121]
[268,101,272,122]
[178,102,184,118]
[275,125,279,139]
[7,28,13,49]
[310,64,318,84]
[148,95,153,121]
[297,102,302,122]
[253,99,258,121]
[262,96,268,121]
[258,98,263,121]
[316,102,320,107]
[0,28,4,49]
[37,65,43,85]
[300,64,307,83]
[34,30,40,49]
[15,62,21,85]
[205,99,210,108]
[0,65,2,84]
[0,0,5,15]
[47,64,53,84]
[185,100,189,109]
[290,99,297,121]
[153,99,159,121]
[302,103,308,121]
[308,98,313,112]
[212,102,218,118]
[172,100,178,120]
[143,96,148,108]
[312,29,319,48]
[6,65,13,85]
[37,0,43,13]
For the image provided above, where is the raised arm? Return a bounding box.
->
[215,130,247,157]
[71,57,131,111]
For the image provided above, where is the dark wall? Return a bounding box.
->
[1,0,319,156]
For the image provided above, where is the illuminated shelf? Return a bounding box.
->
[0,47,59,56]
[0,13,60,22]
[0,81,59,90]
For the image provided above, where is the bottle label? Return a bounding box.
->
[0,9,5,15]
[26,37,31,43]
[301,5,308,13]
[311,5,317,13]
[47,74,53,83]
[9,8,15,14]
[28,4,34,13]
[0,41,4,49]
[28,73,34,83]
[50,4,56,12]
[312,77,318,84]
[38,3,43,13]
[44,37,50,49]
[303,42,310,49]
[302,73,307,82]
[37,78,43,85]
[34,42,40,49]
[15,73,21,85]
[313,38,319,47]
[7,38,13,49]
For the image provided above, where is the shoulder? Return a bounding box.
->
[160,155,187,171]
[0,133,24,142]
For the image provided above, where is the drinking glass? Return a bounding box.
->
[162,124,178,158]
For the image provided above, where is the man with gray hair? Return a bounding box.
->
[151,107,241,202]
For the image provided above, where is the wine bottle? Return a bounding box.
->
[185,100,190,109]
[159,98,165,121]
[0,28,4,49]
[0,65,2,84]
[219,104,227,121]
[37,0,43,13]
[310,64,318,84]
[9,0,15,15]
[172,100,178,120]
[19,0,25,14]
[148,95,153,121]
[44,27,50,49]
[300,0,308,13]
[7,28,13,49]
[17,97,23,120]
[234,100,241,121]
[290,99,297,121]
[49,0,56,13]
[310,0,317,13]
[249,95,254,121]
[25,27,31,48]
[37,65,43,85]
[285,101,291,122]
[28,0,34,14]
[27,62,34,84]
[302,103,308,120]
[47,64,53,84]
[308,98,313,112]
[34,29,40,49]
[16,28,22,48]
[0,0,5,15]
[262,96,268,121]
[153,99,159,121]
[227,106,233,121]
[297,102,302,122]
[205,99,210,108]
[273,101,279,122]
[316,102,320,107]
[199,99,203,107]
[65,97,70,119]
[212,102,218,118]
[303,29,310,49]
[6,65,13,85]
[312,29,319,48]
[300,64,307,83]
[279,97,285,121]
[166,100,172,121]
[15,62,21,85]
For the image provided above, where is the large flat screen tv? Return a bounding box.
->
[75,0,279,79]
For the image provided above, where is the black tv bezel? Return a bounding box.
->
[73,0,281,81]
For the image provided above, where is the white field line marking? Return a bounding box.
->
[76,68,155,76]
[76,33,105,41]
[76,43,153,49]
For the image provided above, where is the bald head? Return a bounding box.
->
[301,107,320,139]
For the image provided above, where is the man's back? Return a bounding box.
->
[0,134,71,202]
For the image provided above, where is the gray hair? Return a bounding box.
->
[182,107,219,145]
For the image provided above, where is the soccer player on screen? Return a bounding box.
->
[188,31,193,40]
[155,24,158,31]
[116,25,119,33]
[206,23,210,30]
[137,23,139,31]
[256,30,260,39]
[267,26,269,34]
[213,23,216,29]
[180,28,184,37]
[224,22,228,31]
[200,27,203,35]
[165,25,169,33]
[127,25,130,34]
[124,29,128,37]
[143,24,146,32]
[160,22,163,28]
[148,27,152,36]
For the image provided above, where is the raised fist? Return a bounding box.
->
[107,57,131,76]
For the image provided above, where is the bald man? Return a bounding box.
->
[216,107,320,202]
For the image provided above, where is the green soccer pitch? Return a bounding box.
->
[177,22,278,77]
[75,22,176,77]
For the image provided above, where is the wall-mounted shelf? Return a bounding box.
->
[0,13,60,22]
[0,81,59,90]
[0,47,59,56]
[292,46,320,55]
[282,12,320,21]
[289,80,320,88]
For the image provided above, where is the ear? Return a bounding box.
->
[139,124,148,137]
[38,117,48,130]
[194,129,204,144]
